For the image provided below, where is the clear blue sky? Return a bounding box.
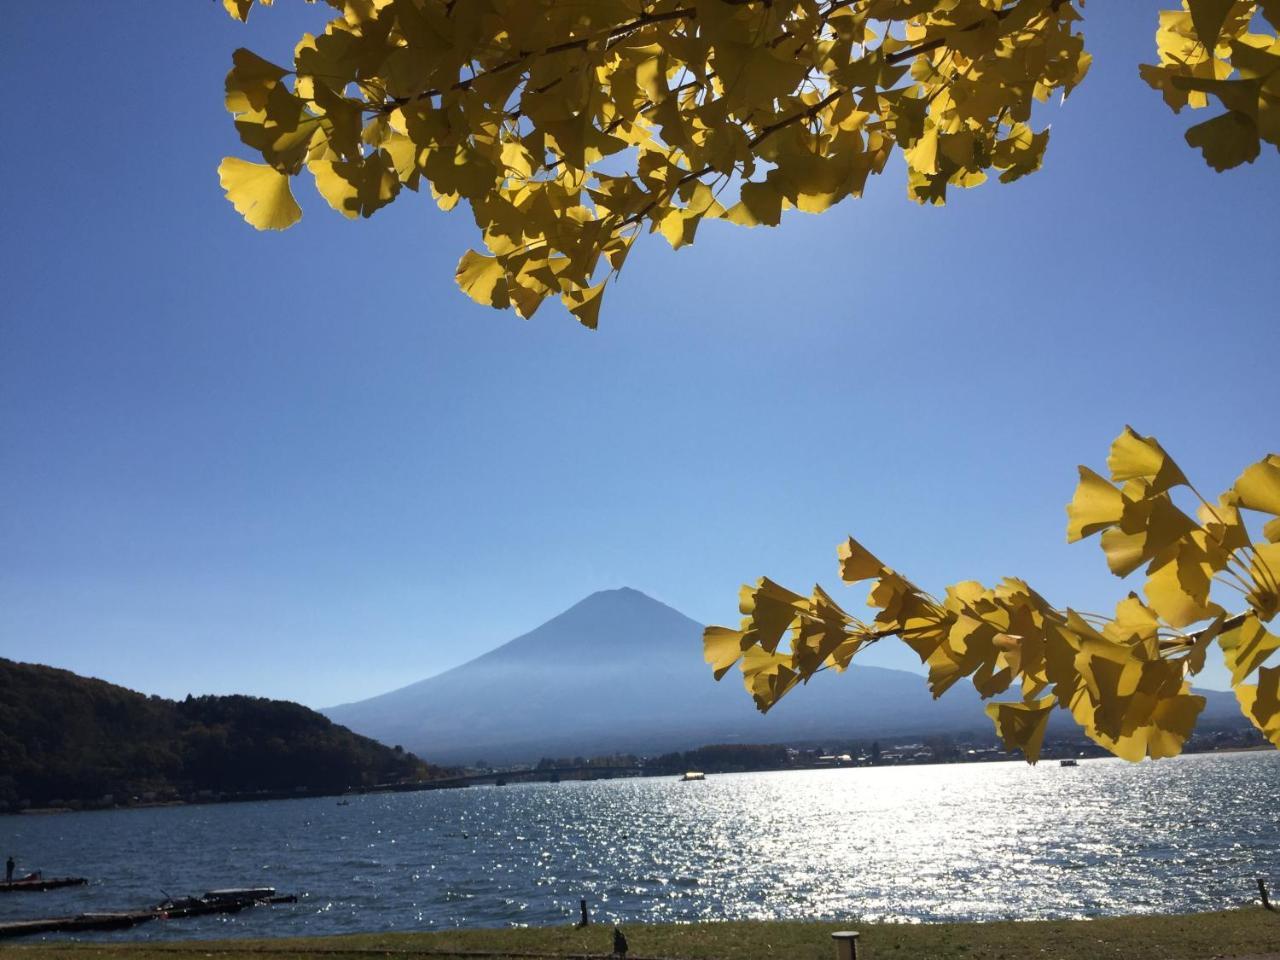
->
[1,2,1276,708]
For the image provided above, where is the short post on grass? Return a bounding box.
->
[831,929,860,960]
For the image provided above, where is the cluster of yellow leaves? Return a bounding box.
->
[705,429,1280,762]
[1140,0,1280,170]
[218,0,1276,323]
[219,0,1091,325]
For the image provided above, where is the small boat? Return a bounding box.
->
[1,874,89,893]
[202,887,278,903]
[336,799,350,806]
[157,888,294,920]
[1059,758,1079,767]
[679,771,705,782]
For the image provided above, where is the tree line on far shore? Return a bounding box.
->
[0,658,442,812]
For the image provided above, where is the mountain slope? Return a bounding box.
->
[326,588,1250,765]
[0,658,440,811]
[323,588,991,763]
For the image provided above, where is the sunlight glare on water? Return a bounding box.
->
[1,751,1276,941]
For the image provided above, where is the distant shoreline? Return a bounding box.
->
[8,744,1273,818]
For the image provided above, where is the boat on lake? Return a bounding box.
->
[679,771,705,781]
[1060,759,1079,767]
[201,887,280,904]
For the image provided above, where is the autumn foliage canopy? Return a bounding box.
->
[218,0,1279,326]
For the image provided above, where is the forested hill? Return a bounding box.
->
[0,658,441,812]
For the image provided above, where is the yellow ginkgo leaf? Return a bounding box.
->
[993,124,1050,183]
[1143,547,1223,629]
[1249,665,1280,727]
[1144,691,1207,759]
[1248,542,1280,620]
[739,646,800,713]
[904,124,940,176]
[1185,110,1261,171]
[725,180,784,228]
[739,578,806,654]
[1107,425,1188,493]
[223,0,254,22]
[1234,455,1280,516]
[1066,466,1124,542]
[791,588,856,676]
[703,626,748,681]
[217,157,301,230]
[838,537,883,583]
[561,280,607,330]
[234,87,320,174]
[1198,496,1251,552]
[1220,613,1280,685]
[309,152,400,219]
[1236,668,1280,747]
[1187,0,1237,50]
[1182,615,1225,676]
[454,250,510,310]
[225,48,287,114]
[1098,495,1197,577]
[986,697,1056,763]
[655,207,697,250]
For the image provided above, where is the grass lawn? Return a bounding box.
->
[6,910,1279,960]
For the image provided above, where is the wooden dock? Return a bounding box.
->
[0,912,152,938]
[1,876,89,893]
[0,891,296,939]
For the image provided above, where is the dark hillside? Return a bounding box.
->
[0,658,440,812]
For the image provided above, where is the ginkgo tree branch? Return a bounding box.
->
[381,6,700,109]
[886,0,1073,65]
[539,0,1062,235]
[379,0,888,113]
[613,30,975,233]
[703,430,1280,764]
[614,82,847,233]
[219,0,1279,324]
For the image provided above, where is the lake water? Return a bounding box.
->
[2,751,1277,942]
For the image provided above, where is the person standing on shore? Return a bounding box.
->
[5,855,14,883]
